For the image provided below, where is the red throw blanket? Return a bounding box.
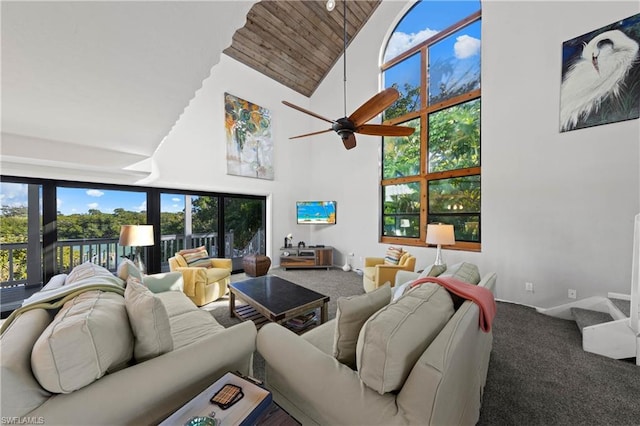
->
[410,276,496,332]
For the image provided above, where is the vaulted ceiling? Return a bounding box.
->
[0,1,381,178]
[225,0,381,97]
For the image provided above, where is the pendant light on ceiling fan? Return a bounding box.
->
[281,0,415,150]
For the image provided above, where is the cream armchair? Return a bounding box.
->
[168,253,231,306]
[363,252,416,293]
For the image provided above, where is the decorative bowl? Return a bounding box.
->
[184,416,218,426]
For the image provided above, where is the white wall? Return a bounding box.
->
[150,54,323,260]
[306,0,640,307]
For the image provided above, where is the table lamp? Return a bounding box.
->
[119,225,154,274]
[426,223,455,266]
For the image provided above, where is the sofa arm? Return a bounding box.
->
[257,323,399,425]
[478,272,497,294]
[28,321,257,425]
[395,270,421,287]
[210,258,232,270]
[374,264,407,286]
[143,272,184,293]
[173,267,207,297]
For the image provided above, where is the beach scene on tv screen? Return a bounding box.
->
[297,201,336,224]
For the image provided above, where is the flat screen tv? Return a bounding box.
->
[296,201,336,225]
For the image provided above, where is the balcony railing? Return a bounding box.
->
[1,230,265,289]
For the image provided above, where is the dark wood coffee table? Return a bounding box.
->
[229,275,329,331]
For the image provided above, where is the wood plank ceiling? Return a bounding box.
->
[224,0,381,97]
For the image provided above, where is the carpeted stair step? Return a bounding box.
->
[570,307,614,334]
[609,298,631,317]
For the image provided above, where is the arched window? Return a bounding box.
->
[380,0,481,251]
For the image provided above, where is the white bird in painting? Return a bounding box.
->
[560,29,639,131]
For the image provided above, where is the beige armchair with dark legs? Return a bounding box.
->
[168,246,231,306]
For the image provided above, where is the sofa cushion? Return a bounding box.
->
[392,264,446,301]
[66,261,113,284]
[440,262,481,308]
[125,276,173,362]
[356,283,454,394]
[383,246,403,265]
[31,291,133,393]
[158,290,199,317]
[205,267,231,282]
[117,258,144,282]
[169,310,225,350]
[333,284,391,369]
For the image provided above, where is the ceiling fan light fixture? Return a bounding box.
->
[326,0,335,11]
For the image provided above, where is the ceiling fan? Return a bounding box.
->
[281,0,415,150]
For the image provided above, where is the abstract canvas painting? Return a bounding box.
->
[560,13,640,132]
[225,93,274,179]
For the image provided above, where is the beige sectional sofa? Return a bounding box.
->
[0,261,257,425]
[257,262,497,426]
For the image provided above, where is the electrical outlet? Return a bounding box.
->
[525,282,534,292]
[348,252,354,257]
[568,289,577,299]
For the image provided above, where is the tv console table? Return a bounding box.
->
[279,246,333,270]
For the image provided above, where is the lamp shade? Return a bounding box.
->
[119,225,154,247]
[426,223,455,245]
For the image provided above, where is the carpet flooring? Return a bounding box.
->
[205,268,640,425]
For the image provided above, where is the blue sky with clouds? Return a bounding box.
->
[383,0,481,62]
[0,183,186,215]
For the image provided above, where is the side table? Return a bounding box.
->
[243,254,271,277]
[159,372,273,426]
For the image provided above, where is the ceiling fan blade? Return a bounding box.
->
[356,124,415,137]
[289,128,333,140]
[348,88,400,127]
[342,133,357,150]
[282,101,336,124]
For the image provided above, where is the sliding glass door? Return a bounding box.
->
[224,196,266,271]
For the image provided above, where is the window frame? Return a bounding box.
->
[380,8,482,252]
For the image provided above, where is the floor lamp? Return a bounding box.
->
[119,225,154,274]
[426,223,455,266]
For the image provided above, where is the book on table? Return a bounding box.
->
[286,311,317,330]
[159,372,272,426]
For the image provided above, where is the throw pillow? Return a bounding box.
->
[31,291,134,393]
[117,258,144,283]
[125,276,173,362]
[392,264,447,302]
[439,262,481,309]
[66,261,113,284]
[356,283,454,395]
[383,246,403,265]
[179,246,209,266]
[333,284,392,369]
[187,257,213,268]
[41,274,68,291]
[418,263,448,280]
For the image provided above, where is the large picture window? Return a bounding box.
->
[381,0,481,250]
[1,176,267,315]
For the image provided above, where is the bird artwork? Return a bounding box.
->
[560,14,640,133]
